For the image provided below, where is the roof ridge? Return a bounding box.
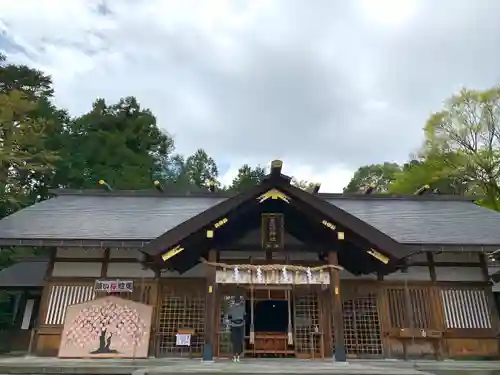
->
[49,189,478,202]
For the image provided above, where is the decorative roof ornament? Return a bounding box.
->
[257,189,290,204]
[161,245,184,261]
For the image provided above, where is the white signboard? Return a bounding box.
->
[176,333,191,346]
[94,279,134,293]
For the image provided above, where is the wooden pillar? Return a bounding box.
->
[203,249,218,361]
[426,252,443,360]
[479,253,500,332]
[328,251,346,362]
[149,268,161,357]
[31,247,56,355]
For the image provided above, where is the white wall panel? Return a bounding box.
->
[56,247,104,258]
[161,263,207,278]
[340,270,376,280]
[52,262,102,277]
[434,252,479,263]
[406,252,428,262]
[109,248,142,259]
[384,267,431,281]
[106,262,155,278]
[436,266,485,282]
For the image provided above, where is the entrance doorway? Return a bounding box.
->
[245,289,294,357]
[247,299,290,333]
[216,288,323,359]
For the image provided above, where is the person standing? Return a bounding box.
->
[227,296,245,362]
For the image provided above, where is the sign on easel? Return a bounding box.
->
[176,328,194,346]
[176,333,191,346]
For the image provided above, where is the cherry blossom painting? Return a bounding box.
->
[58,296,153,358]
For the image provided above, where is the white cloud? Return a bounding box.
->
[2,0,500,192]
[219,160,352,193]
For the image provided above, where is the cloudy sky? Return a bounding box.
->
[1,0,500,192]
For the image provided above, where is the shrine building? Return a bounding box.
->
[0,160,499,360]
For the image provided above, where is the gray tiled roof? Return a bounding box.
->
[0,259,47,287]
[328,199,500,245]
[0,194,500,245]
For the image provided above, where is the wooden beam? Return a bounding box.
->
[217,258,323,266]
[426,252,436,282]
[149,267,161,357]
[478,253,490,282]
[203,249,218,361]
[478,253,500,336]
[217,244,312,252]
[101,248,110,278]
[327,251,346,362]
[31,247,56,355]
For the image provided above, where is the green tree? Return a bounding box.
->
[0,53,53,99]
[344,163,401,193]
[184,149,219,189]
[0,55,66,206]
[158,154,191,190]
[230,164,266,192]
[422,86,500,209]
[389,155,471,195]
[291,178,316,192]
[0,90,59,217]
[58,97,174,190]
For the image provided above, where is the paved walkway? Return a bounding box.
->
[0,357,498,375]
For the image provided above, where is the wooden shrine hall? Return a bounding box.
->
[0,160,499,360]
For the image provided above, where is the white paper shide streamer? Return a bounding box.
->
[233,266,240,282]
[306,267,312,283]
[282,266,289,283]
[256,266,263,283]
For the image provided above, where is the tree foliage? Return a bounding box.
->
[184,149,219,189]
[56,97,174,190]
[422,86,500,209]
[342,86,500,210]
[0,90,59,216]
[344,163,401,193]
[388,155,471,195]
[229,164,266,192]
[291,178,316,192]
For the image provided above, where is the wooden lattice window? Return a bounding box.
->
[156,292,205,357]
[387,287,432,328]
[440,288,492,329]
[342,293,382,356]
[294,292,321,356]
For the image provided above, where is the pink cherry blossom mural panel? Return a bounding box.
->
[58,296,153,358]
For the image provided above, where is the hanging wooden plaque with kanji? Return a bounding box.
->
[261,213,284,249]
